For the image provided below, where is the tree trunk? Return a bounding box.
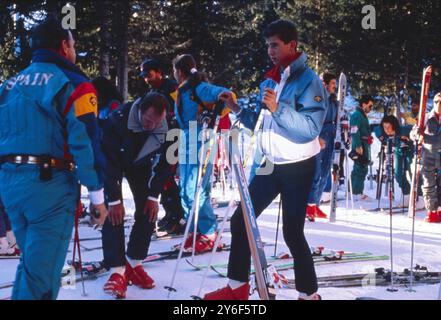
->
[44,0,63,19]
[98,0,111,78]
[115,1,130,101]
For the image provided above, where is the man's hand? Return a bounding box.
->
[218,91,239,113]
[91,203,109,227]
[319,138,326,150]
[262,88,278,113]
[144,199,159,223]
[107,202,125,226]
[356,146,363,155]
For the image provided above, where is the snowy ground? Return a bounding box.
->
[1,138,440,301]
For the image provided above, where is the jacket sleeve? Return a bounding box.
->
[423,118,441,146]
[373,125,383,140]
[101,114,124,203]
[271,77,326,143]
[236,81,268,131]
[59,82,106,204]
[145,141,173,199]
[350,113,363,150]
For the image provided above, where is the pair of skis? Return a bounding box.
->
[330,73,352,223]
[285,266,441,289]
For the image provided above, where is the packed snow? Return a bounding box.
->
[0,133,440,301]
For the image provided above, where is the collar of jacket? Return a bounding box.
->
[127,98,168,134]
[356,106,369,119]
[264,51,304,83]
[31,49,87,77]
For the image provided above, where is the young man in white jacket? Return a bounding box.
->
[205,19,326,300]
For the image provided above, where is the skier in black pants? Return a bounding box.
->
[204,19,326,300]
[100,92,172,299]
[139,58,184,235]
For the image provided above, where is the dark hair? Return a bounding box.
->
[31,17,72,51]
[322,72,337,85]
[173,54,208,88]
[138,92,169,115]
[92,77,124,110]
[381,115,401,135]
[140,58,164,77]
[263,19,298,44]
[359,94,375,106]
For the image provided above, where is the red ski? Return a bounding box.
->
[408,66,432,218]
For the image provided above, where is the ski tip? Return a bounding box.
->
[191,295,203,300]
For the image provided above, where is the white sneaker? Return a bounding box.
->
[320,192,331,203]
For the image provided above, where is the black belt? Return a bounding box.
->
[1,155,75,171]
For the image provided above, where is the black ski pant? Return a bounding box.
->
[227,157,318,295]
[160,176,184,220]
[102,170,155,268]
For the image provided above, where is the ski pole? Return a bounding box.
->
[407,153,420,293]
[345,152,349,210]
[192,119,220,261]
[166,115,221,297]
[193,191,237,299]
[377,145,385,208]
[72,199,88,297]
[386,138,398,293]
[273,199,282,257]
[191,125,208,262]
[369,161,374,190]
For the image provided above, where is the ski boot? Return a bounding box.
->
[313,205,328,219]
[125,263,155,289]
[425,210,441,223]
[158,216,185,235]
[171,232,199,252]
[204,283,250,300]
[103,273,127,299]
[194,232,223,254]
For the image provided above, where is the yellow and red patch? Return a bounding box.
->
[63,82,98,117]
[74,92,98,117]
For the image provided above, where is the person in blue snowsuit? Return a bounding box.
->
[0,18,108,300]
[204,19,326,300]
[306,72,338,220]
[172,54,236,253]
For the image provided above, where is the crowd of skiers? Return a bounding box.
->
[0,16,440,301]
